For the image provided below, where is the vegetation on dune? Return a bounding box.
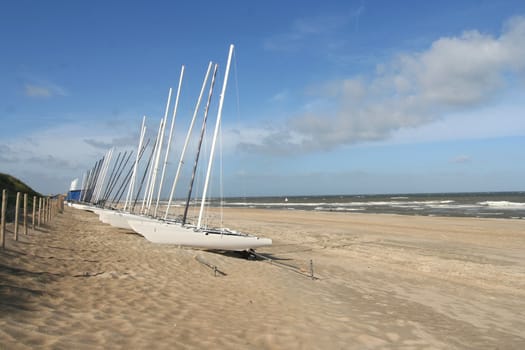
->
[0,173,42,221]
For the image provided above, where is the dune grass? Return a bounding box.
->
[0,173,42,221]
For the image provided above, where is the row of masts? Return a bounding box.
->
[75,45,235,229]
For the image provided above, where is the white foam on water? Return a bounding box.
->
[427,203,480,209]
[478,201,525,209]
[220,197,525,218]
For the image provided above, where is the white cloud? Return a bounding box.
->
[386,102,525,145]
[249,16,525,154]
[0,144,19,162]
[263,6,364,52]
[451,155,471,164]
[0,119,140,193]
[25,84,52,97]
[413,29,519,106]
[24,82,67,97]
[269,90,289,102]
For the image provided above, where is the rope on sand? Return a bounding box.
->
[72,271,106,278]
[249,250,318,280]
[194,255,226,277]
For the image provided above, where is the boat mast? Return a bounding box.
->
[79,171,87,202]
[91,156,105,203]
[182,63,219,225]
[141,117,164,213]
[154,66,185,217]
[164,62,213,220]
[81,168,92,202]
[146,88,172,214]
[93,148,114,205]
[87,158,103,203]
[103,150,133,204]
[84,160,100,203]
[133,138,156,212]
[111,138,149,207]
[124,116,147,211]
[99,148,115,205]
[101,150,125,204]
[197,44,234,229]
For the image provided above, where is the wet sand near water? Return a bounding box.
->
[1,206,524,349]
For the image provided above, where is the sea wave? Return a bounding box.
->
[478,201,525,209]
[224,200,458,208]
[180,193,525,219]
[314,207,364,211]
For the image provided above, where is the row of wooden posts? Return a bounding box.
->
[0,190,63,249]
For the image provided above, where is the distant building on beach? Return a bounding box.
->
[66,178,81,201]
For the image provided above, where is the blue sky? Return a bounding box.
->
[1,0,524,196]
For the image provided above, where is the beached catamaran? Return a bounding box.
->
[70,44,272,251]
[128,44,271,250]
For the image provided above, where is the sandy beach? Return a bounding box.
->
[1,206,524,349]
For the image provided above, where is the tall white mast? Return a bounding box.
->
[197,44,234,228]
[124,116,146,211]
[146,88,172,213]
[80,172,87,200]
[93,148,114,204]
[154,66,185,217]
[82,168,92,202]
[164,62,213,220]
[141,117,164,213]
[92,149,106,202]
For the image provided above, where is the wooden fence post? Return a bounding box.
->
[1,189,6,249]
[32,195,36,230]
[45,197,49,223]
[14,192,20,240]
[23,193,28,235]
[58,195,64,213]
[42,197,46,225]
[38,197,42,227]
[43,197,47,224]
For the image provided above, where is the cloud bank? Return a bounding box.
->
[247,16,525,154]
[0,120,140,193]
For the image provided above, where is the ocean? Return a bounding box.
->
[211,192,525,219]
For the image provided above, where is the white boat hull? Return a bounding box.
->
[70,203,95,211]
[128,220,272,251]
[98,210,112,223]
[98,211,132,230]
[99,211,161,231]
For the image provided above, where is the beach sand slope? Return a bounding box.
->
[1,207,524,349]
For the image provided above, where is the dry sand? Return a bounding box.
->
[1,206,524,349]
